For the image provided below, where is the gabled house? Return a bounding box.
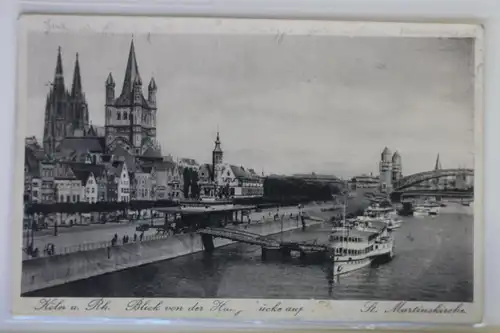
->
[133,166,154,201]
[53,162,82,203]
[217,164,264,198]
[150,160,181,200]
[73,171,98,203]
[106,160,130,202]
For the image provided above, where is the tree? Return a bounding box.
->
[182,168,191,198]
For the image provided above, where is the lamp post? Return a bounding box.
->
[280,215,284,244]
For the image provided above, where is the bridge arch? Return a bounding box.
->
[393,168,473,192]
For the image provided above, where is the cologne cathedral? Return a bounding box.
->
[42,40,162,160]
[42,47,89,155]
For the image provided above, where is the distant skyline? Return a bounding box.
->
[26,33,475,178]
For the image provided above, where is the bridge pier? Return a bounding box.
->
[201,234,215,253]
[281,247,292,258]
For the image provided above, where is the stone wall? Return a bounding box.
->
[22,217,319,294]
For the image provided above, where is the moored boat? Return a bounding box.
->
[364,203,397,218]
[413,206,430,217]
[328,200,395,277]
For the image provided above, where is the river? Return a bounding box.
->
[28,203,473,302]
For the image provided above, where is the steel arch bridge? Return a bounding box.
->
[393,168,474,192]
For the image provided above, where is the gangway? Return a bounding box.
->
[197,227,329,257]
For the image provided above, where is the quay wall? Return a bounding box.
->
[22,217,321,294]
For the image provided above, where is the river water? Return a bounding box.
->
[29,204,473,302]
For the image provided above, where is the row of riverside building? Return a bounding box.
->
[24,39,264,207]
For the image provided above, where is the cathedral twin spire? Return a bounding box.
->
[51,46,83,99]
[70,53,83,99]
[43,46,89,154]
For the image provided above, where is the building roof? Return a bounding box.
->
[59,137,105,153]
[213,132,223,153]
[72,170,93,184]
[292,173,340,182]
[153,160,178,172]
[120,39,141,97]
[199,163,214,175]
[229,165,260,180]
[107,160,127,178]
[111,145,136,172]
[111,40,152,109]
[179,158,199,166]
[139,165,154,174]
[69,162,106,178]
[392,151,401,163]
[142,146,162,159]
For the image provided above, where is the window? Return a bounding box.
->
[66,195,70,202]
[60,195,64,202]
[72,195,76,202]
[124,112,128,120]
[117,112,121,120]
[92,188,95,193]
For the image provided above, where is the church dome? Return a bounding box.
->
[392,151,401,163]
[381,147,392,161]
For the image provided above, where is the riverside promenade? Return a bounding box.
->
[21,202,334,294]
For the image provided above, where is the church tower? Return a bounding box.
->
[434,153,442,170]
[433,153,445,189]
[69,53,89,134]
[212,131,224,181]
[43,48,90,155]
[105,39,158,156]
[379,147,393,193]
[43,47,71,155]
[392,151,402,183]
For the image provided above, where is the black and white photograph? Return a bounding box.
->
[13,16,483,323]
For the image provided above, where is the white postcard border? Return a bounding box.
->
[12,15,484,325]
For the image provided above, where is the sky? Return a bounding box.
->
[26,32,475,178]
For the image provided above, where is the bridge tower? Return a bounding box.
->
[392,151,402,184]
[379,147,393,193]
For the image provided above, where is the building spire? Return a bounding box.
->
[71,52,82,98]
[213,129,222,153]
[54,46,65,90]
[121,39,142,96]
[434,153,442,170]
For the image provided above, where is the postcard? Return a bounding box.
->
[12,15,483,325]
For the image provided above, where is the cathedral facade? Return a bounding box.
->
[43,47,89,155]
[104,40,160,157]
